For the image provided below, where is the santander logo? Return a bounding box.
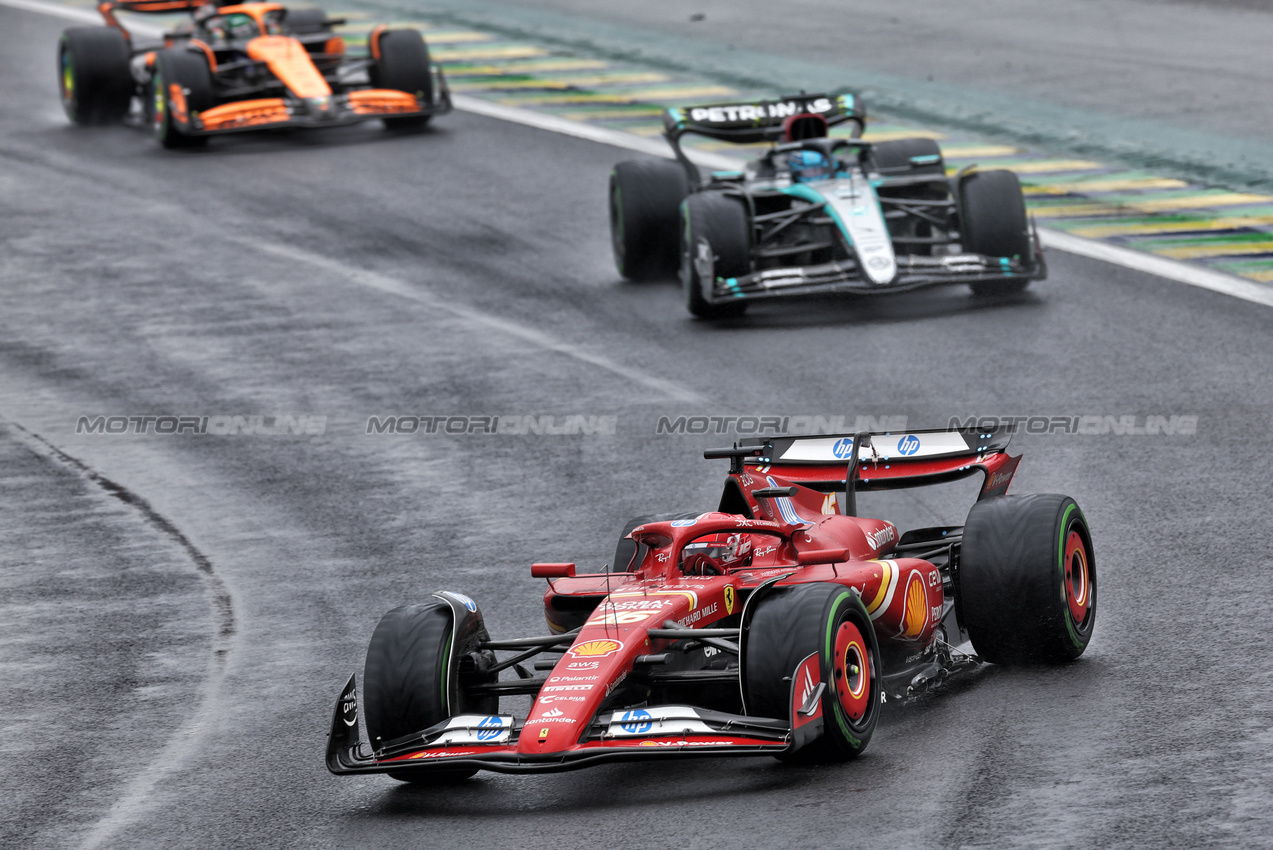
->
[864,524,895,550]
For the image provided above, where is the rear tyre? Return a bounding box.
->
[744,583,881,762]
[680,192,750,319]
[869,137,945,177]
[371,29,433,130]
[152,49,213,149]
[609,159,689,281]
[283,7,332,34]
[870,138,950,257]
[363,598,498,783]
[58,27,133,125]
[958,494,1096,664]
[959,169,1031,296]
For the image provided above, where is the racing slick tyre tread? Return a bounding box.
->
[959,169,1031,296]
[870,138,950,257]
[744,582,881,763]
[610,159,690,281]
[363,600,495,783]
[681,191,750,320]
[371,29,434,130]
[152,49,214,150]
[958,494,1096,664]
[58,27,133,125]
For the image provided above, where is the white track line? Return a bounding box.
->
[10,0,1273,308]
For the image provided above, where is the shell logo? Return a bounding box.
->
[899,572,928,638]
[569,639,622,659]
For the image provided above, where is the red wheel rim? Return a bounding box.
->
[1064,529,1091,624]
[832,619,870,722]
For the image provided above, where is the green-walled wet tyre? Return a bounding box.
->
[151,49,213,149]
[58,27,133,125]
[610,159,689,281]
[363,597,497,783]
[958,494,1096,664]
[680,191,750,319]
[744,582,881,762]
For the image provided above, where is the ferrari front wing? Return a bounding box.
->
[325,675,794,777]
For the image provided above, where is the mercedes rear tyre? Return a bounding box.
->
[58,27,133,125]
[868,137,946,177]
[680,191,750,319]
[744,582,881,762]
[958,494,1096,664]
[371,29,433,130]
[363,597,498,783]
[609,159,690,281]
[959,169,1031,296]
[151,49,213,149]
[871,138,951,257]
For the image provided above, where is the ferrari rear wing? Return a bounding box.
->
[722,427,1021,506]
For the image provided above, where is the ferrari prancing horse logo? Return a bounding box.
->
[724,586,736,615]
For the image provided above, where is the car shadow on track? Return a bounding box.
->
[622,277,1048,330]
[67,115,452,157]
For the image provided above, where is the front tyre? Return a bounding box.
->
[959,494,1096,664]
[680,191,750,319]
[609,159,689,281]
[58,27,133,125]
[363,596,497,783]
[152,49,213,149]
[744,582,881,762]
[371,29,434,130]
[958,169,1031,296]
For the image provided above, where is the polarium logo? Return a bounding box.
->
[832,437,855,459]
[897,434,921,456]
[620,709,653,734]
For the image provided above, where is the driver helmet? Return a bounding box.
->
[222,12,258,40]
[681,533,753,576]
[788,149,836,183]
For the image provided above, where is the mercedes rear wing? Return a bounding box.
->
[712,427,1020,512]
[662,92,865,180]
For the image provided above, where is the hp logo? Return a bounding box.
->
[831,438,855,459]
[620,709,653,734]
[477,716,504,741]
[897,435,921,456]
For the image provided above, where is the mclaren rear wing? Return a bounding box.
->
[718,427,1020,512]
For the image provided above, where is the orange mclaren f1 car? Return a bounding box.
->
[58,0,451,148]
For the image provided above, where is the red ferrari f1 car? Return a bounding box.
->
[327,427,1095,779]
[58,0,451,148]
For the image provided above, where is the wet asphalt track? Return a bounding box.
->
[3,3,1273,848]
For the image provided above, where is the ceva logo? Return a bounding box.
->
[897,434,921,456]
[831,437,855,459]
